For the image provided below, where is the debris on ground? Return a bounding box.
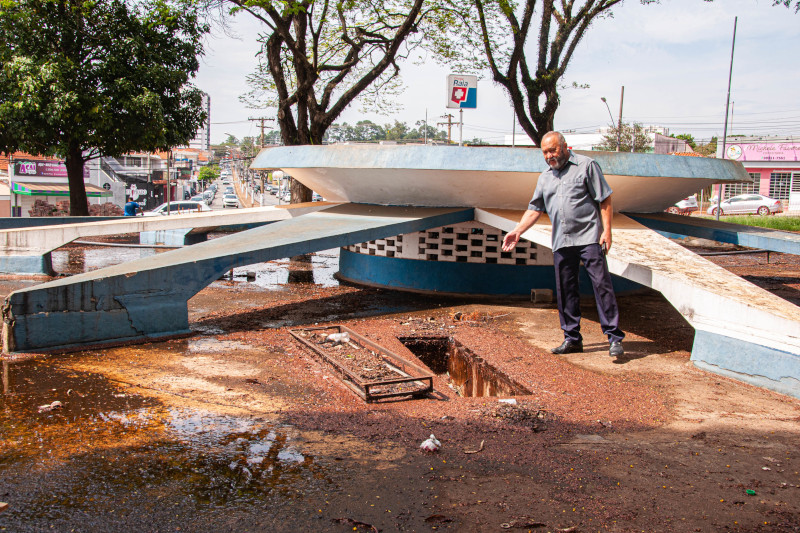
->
[420,434,441,452]
[481,401,549,431]
[331,517,379,532]
[463,440,485,454]
[37,401,63,413]
[499,516,547,528]
[0,502,8,513]
[452,310,510,322]
[424,514,453,523]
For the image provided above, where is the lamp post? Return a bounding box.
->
[600,97,617,151]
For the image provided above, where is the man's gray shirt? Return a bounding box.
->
[528,151,613,252]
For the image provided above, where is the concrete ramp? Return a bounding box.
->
[476,208,800,400]
[0,204,330,275]
[3,204,474,353]
[629,212,800,255]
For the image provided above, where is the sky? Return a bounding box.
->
[194,0,800,146]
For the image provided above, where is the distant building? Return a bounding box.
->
[715,136,800,210]
[188,92,211,152]
[1,152,112,217]
[653,133,693,155]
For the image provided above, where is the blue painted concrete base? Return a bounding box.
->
[140,229,208,247]
[0,253,53,276]
[338,249,642,297]
[8,302,191,354]
[691,330,800,400]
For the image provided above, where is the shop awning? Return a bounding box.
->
[11,182,112,198]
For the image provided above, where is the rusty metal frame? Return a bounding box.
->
[288,325,434,402]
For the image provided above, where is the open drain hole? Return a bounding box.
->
[398,336,530,398]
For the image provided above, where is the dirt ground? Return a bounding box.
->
[1,243,800,532]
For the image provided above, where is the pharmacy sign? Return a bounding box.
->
[446,74,477,109]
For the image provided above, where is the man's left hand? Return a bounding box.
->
[599,232,612,254]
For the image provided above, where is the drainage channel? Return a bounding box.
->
[398,336,530,397]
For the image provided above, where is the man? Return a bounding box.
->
[502,131,625,357]
[123,199,142,217]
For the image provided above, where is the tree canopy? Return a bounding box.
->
[229,0,451,201]
[323,120,449,143]
[0,0,208,215]
[595,122,652,153]
[428,0,635,146]
[774,0,800,12]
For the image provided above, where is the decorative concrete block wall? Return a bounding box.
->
[344,221,553,266]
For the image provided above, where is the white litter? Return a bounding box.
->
[420,434,441,452]
[37,401,63,413]
[498,398,517,405]
[325,332,350,344]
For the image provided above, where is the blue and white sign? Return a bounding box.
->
[446,74,477,109]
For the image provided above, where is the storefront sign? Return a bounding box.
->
[127,184,149,201]
[13,160,68,178]
[12,159,90,179]
[725,143,800,162]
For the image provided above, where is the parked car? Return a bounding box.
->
[312,192,323,202]
[706,194,783,216]
[222,193,240,208]
[190,194,210,206]
[143,201,211,216]
[666,196,698,215]
[269,185,277,195]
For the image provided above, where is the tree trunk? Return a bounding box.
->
[65,143,89,216]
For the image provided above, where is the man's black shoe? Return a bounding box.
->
[609,341,624,357]
[551,339,583,354]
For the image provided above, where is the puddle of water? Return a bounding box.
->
[0,358,329,530]
[224,249,341,290]
[398,336,531,397]
[51,247,162,274]
[52,241,341,290]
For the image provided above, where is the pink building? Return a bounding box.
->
[716,137,800,210]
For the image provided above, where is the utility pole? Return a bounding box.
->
[247,117,274,149]
[717,16,738,221]
[617,86,624,152]
[166,150,172,215]
[438,114,455,144]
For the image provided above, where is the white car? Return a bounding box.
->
[222,193,240,208]
[143,201,211,216]
[706,194,783,216]
[190,194,212,206]
[666,196,698,215]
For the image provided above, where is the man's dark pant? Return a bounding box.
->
[553,243,624,344]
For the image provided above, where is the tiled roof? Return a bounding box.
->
[0,152,62,171]
[669,152,705,157]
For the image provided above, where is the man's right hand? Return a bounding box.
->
[502,231,520,252]
[502,209,542,252]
